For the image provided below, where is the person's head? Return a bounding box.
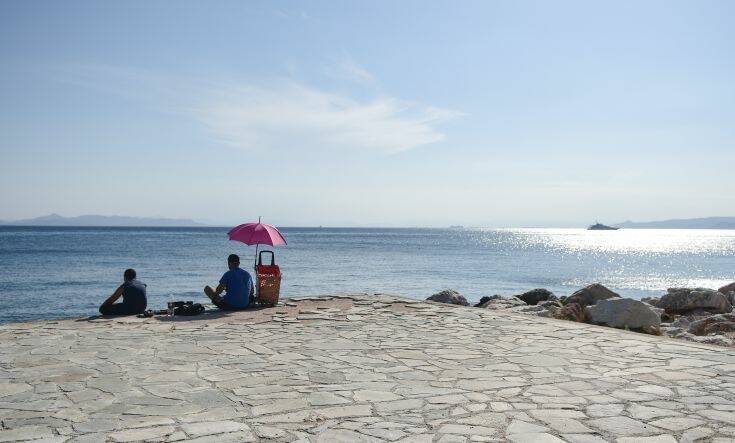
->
[123,268,136,281]
[227,254,240,269]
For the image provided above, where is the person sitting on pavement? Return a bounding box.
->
[99,268,147,316]
[204,254,253,310]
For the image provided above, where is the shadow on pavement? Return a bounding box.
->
[153,305,272,322]
[75,304,274,323]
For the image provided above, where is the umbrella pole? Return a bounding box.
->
[255,217,262,300]
[254,244,260,302]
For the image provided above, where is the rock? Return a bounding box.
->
[718,282,735,295]
[687,313,735,336]
[532,300,563,318]
[660,313,676,323]
[661,326,735,346]
[555,303,587,322]
[427,290,469,306]
[694,334,735,346]
[660,326,685,339]
[641,297,660,307]
[508,304,553,316]
[474,295,503,307]
[479,297,526,310]
[539,300,563,308]
[537,307,561,318]
[499,299,563,318]
[515,288,556,305]
[650,306,665,317]
[657,288,733,314]
[644,304,667,321]
[671,316,692,329]
[686,308,724,317]
[726,291,735,307]
[585,298,661,333]
[564,283,620,308]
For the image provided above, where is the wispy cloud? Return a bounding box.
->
[196,81,460,154]
[58,63,462,154]
[330,59,376,84]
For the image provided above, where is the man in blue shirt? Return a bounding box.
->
[204,254,253,310]
[100,268,147,316]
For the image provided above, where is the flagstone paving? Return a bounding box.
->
[1,294,734,442]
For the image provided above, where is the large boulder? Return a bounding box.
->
[516,288,556,305]
[718,282,735,295]
[564,284,620,308]
[657,288,733,315]
[687,313,735,336]
[585,298,661,332]
[427,289,469,306]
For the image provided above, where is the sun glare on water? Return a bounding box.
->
[470,228,735,293]
[502,228,735,255]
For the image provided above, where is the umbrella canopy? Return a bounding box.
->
[228,221,287,246]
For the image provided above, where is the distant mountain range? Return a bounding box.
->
[615,217,735,229]
[0,214,206,227]
[2,214,734,229]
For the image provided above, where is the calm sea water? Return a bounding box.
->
[0,226,733,323]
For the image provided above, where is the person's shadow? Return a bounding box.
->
[75,315,109,322]
[154,304,272,322]
[153,309,231,322]
[77,304,272,323]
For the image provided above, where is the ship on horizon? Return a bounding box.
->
[588,221,619,231]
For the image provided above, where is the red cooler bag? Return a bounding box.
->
[256,250,281,306]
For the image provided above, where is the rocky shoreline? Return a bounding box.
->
[427,282,735,347]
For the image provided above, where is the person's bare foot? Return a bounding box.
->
[204,285,225,304]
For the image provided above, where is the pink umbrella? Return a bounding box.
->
[228,217,287,268]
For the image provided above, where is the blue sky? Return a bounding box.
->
[1,0,733,227]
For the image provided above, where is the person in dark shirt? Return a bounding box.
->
[204,254,253,311]
[99,268,147,316]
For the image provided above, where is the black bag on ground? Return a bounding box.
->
[174,301,205,316]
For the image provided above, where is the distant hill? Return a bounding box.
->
[616,217,735,229]
[2,214,206,227]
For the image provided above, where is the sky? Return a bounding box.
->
[1,0,733,227]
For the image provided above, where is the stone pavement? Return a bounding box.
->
[1,294,734,443]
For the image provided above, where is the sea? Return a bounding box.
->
[0,226,734,324]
